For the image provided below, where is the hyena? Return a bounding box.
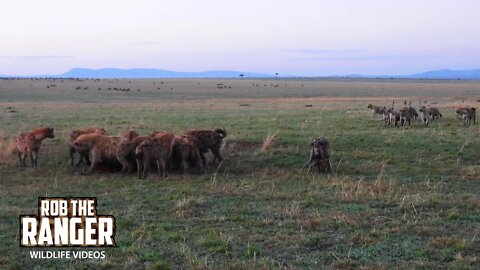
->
[68,128,107,167]
[462,107,476,125]
[184,128,227,168]
[71,133,121,174]
[456,107,469,120]
[116,131,168,173]
[428,107,442,120]
[403,106,418,120]
[16,127,55,167]
[135,133,175,179]
[170,135,203,174]
[399,108,411,126]
[367,104,385,119]
[387,108,401,126]
[307,137,332,173]
[419,106,430,126]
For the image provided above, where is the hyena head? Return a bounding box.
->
[95,128,108,135]
[419,106,427,113]
[46,127,55,138]
[123,129,140,141]
[311,138,330,159]
[215,128,227,139]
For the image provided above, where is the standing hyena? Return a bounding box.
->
[307,137,332,173]
[461,107,476,125]
[428,107,442,120]
[170,135,204,174]
[16,127,55,167]
[419,106,430,126]
[116,131,168,173]
[184,128,227,168]
[367,104,384,119]
[135,133,175,179]
[68,128,108,166]
[71,134,121,174]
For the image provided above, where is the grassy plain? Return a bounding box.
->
[0,78,479,269]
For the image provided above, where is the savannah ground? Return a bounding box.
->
[0,78,479,269]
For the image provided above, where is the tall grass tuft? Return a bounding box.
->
[260,130,279,152]
[0,131,17,166]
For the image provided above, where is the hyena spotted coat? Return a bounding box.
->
[71,133,121,174]
[16,127,55,167]
[116,131,168,173]
[171,135,203,174]
[308,137,332,173]
[135,133,175,179]
[68,128,107,167]
[184,128,227,168]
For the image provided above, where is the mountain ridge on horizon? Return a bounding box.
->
[1,68,480,79]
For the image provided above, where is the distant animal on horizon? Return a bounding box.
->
[15,127,55,167]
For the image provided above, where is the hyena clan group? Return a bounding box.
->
[15,126,228,179]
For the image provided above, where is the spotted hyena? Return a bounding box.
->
[428,107,442,120]
[308,137,332,173]
[68,128,107,167]
[461,107,476,125]
[16,127,55,167]
[184,128,227,168]
[367,104,385,119]
[71,133,121,174]
[116,131,168,173]
[135,133,175,179]
[170,135,203,174]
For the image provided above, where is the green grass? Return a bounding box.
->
[0,78,479,269]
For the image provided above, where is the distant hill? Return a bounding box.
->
[59,68,273,78]
[407,69,480,79]
[342,69,480,79]
[2,68,480,79]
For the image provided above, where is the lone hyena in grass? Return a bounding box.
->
[16,127,55,167]
[307,137,332,173]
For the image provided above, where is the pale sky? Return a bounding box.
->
[0,0,479,76]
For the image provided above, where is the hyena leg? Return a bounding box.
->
[161,159,168,178]
[28,150,34,167]
[18,152,23,167]
[21,152,28,167]
[181,156,188,174]
[211,147,224,164]
[136,157,143,179]
[142,158,150,179]
[199,152,207,171]
[33,150,39,167]
[325,159,332,173]
[69,146,76,166]
[85,150,99,174]
[117,154,129,173]
[156,159,162,177]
